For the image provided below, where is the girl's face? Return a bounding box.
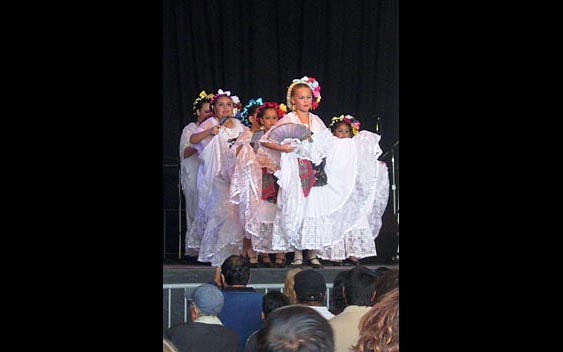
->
[261,108,279,130]
[291,86,313,112]
[213,96,234,118]
[196,102,212,124]
[334,123,351,138]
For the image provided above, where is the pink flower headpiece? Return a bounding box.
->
[256,102,288,122]
[286,76,322,111]
[329,114,361,136]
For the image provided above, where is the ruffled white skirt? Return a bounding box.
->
[185,134,245,266]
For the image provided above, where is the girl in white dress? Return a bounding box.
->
[231,97,274,267]
[316,115,390,265]
[185,89,248,266]
[180,90,214,257]
[234,102,288,268]
[261,76,329,268]
[262,77,385,270]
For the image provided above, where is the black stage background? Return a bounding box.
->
[163,0,399,158]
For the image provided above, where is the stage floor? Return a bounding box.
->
[163,257,398,284]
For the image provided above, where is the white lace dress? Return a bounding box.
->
[185,117,248,266]
[179,122,201,257]
[231,129,285,254]
[316,131,390,260]
[262,113,388,256]
[261,112,353,251]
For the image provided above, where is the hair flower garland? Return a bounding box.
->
[192,90,215,116]
[256,102,288,121]
[286,75,322,111]
[240,97,264,127]
[329,114,361,136]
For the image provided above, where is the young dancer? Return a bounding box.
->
[180,90,214,257]
[318,114,390,266]
[261,76,330,268]
[186,89,248,266]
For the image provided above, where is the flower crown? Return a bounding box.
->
[192,90,215,116]
[240,97,264,127]
[286,76,322,111]
[329,115,361,136]
[256,102,288,122]
[210,89,242,116]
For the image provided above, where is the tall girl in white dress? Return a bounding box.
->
[262,77,383,269]
[261,76,330,268]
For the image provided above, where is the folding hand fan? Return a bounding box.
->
[267,123,312,144]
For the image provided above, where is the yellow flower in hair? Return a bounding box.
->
[279,103,288,114]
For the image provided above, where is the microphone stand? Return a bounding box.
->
[390,140,399,218]
[178,166,183,259]
[379,138,399,263]
[390,140,399,262]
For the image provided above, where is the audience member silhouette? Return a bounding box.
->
[165,284,238,352]
[256,305,335,352]
[244,291,290,351]
[293,269,334,319]
[373,268,399,303]
[330,269,352,315]
[329,266,379,352]
[218,255,264,352]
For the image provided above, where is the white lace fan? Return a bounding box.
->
[267,123,312,144]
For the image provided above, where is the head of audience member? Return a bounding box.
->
[256,305,335,352]
[262,291,290,320]
[373,266,391,280]
[354,287,399,352]
[283,268,303,304]
[187,283,225,321]
[221,255,251,287]
[343,266,379,307]
[373,268,399,304]
[294,270,327,306]
[163,337,179,352]
[330,269,352,315]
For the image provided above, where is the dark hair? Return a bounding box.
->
[221,255,251,286]
[330,269,351,315]
[193,97,212,117]
[248,104,261,117]
[263,291,290,319]
[257,305,334,352]
[330,120,353,137]
[344,266,378,306]
[373,266,391,279]
[256,106,277,124]
[373,269,399,304]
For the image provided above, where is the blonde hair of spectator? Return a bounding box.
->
[283,268,303,304]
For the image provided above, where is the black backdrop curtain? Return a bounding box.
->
[163,0,399,161]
